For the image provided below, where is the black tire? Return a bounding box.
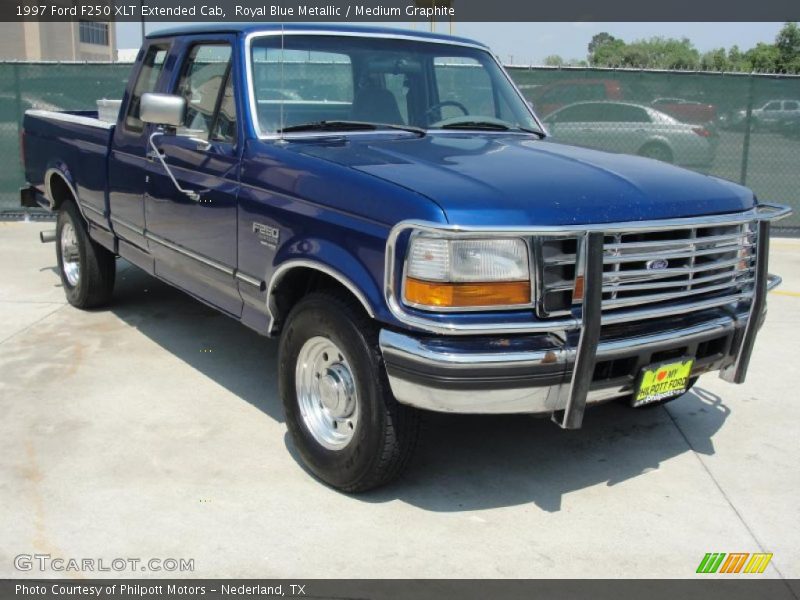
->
[279,291,420,492]
[56,201,115,309]
[638,142,674,164]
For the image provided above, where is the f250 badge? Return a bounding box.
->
[253,222,280,248]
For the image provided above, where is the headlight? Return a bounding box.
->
[403,236,531,309]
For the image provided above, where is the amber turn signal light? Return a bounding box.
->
[405,278,531,308]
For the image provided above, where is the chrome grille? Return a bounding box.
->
[538,222,757,317]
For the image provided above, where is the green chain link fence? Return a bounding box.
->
[508,66,800,229]
[1,62,798,228]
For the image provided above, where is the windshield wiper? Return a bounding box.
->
[438,120,545,138]
[278,120,426,137]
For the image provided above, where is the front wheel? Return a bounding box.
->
[279,291,420,492]
[56,201,115,308]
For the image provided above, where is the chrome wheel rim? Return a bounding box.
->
[60,222,80,287]
[295,336,359,450]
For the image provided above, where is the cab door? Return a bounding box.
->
[108,42,170,250]
[144,38,242,316]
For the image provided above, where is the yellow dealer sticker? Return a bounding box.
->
[633,358,694,407]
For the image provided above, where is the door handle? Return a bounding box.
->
[188,137,212,152]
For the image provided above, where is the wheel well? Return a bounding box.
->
[270,267,373,333]
[638,141,673,161]
[47,172,76,211]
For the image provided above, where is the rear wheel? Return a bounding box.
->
[279,291,420,492]
[638,142,674,164]
[56,201,115,309]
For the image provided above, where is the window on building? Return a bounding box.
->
[79,21,109,46]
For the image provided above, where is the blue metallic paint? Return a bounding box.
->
[23,26,761,336]
[144,33,244,316]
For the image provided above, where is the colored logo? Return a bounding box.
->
[696,552,773,574]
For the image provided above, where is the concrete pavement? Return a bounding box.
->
[1,220,798,580]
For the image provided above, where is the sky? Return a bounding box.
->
[116,21,787,64]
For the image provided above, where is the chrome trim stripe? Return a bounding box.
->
[266,259,376,333]
[384,204,791,335]
[79,201,105,218]
[110,216,145,237]
[111,217,266,289]
[145,232,235,276]
[243,30,545,140]
[26,109,114,130]
[235,271,265,290]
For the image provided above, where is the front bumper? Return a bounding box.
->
[381,206,786,429]
[380,304,758,416]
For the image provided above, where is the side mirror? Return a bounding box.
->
[140,93,186,128]
[141,93,199,203]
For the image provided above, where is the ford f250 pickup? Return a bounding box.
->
[20,24,791,492]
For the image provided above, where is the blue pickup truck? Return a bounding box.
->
[20,24,790,491]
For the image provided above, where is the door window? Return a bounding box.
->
[211,70,237,143]
[124,45,168,133]
[175,44,233,141]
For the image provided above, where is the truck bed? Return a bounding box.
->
[23,109,114,222]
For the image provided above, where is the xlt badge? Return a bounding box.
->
[253,222,280,248]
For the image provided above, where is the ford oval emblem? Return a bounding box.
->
[646,259,669,270]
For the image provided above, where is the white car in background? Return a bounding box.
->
[724,99,800,131]
[543,101,718,168]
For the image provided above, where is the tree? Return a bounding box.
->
[544,54,565,67]
[580,23,799,73]
[591,38,626,66]
[590,36,699,69]
[701,48,730,71]
[746,42,780,72]
[727,45,748,71]
[775,21,800,72]
[588,32,623,65]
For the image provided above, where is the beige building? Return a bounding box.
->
[0,21,116,62]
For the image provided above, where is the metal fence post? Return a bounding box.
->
[739,74,755,186]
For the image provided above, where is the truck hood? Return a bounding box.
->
[290,133,754,226]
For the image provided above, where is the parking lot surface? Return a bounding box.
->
[1,221,799,579]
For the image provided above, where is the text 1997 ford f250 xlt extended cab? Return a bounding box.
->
[20,25,791,491]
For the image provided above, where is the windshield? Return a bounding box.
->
[249,34,541,136]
